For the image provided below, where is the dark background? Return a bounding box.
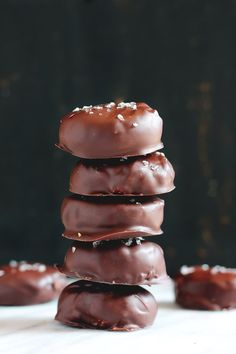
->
[0,0,235,275]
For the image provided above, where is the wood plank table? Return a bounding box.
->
[0,282,235,354]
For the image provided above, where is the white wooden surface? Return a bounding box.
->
[0,281,235,354]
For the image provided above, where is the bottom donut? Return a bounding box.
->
[55,280,158,331]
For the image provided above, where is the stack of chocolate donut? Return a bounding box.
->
[55,102,175,331]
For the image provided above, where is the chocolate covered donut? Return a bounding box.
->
[58,102,163,159]
[175,265,236,310]
[55,280,158,331]
[59,238,168,285]
[0,261,67,306]
[61,195,164,241]
[70,152,175,196]
[55,99,176,331]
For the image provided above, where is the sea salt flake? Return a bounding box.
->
[105,102,115,108]
[212,266,236,273]
[150,164,157,171]
[135,237,144,245]
[19,264,29,272]
[123,238,133,246]
[38,264,46,272]
[211,265,227,274]
[9,260,18,267]
[117,114,125,121]
[72,247,76,253]
[0,270,5,276]
[180,265,194,275]
[73,107,81,112]
[130,102,137,110]
[142,160,149,166]
[77,232,82,238]
[201,264,210,271]
[132,122,138,127]
[117,102,137,110]
[82,105,92,110]
[17,262,47,272]
[93,241,101,248]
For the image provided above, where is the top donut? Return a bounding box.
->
[58,102,163,159]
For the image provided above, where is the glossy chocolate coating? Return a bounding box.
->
[0,261,67,306]
[175,265,236,310]
[70,152,175,196]
[57,102,163,159]
[61,195,164,241]
[55,280,158,331]
[59,239,168,285]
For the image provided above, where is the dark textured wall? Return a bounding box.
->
[0,0,235,275]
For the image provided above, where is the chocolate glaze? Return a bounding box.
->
[55,280,158,331]
[57,102,163,159]
[59,239,168,285]
[70,152,175,196]
[61,195,164,241]
[0,261,67,306]
[175,265,236,310]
